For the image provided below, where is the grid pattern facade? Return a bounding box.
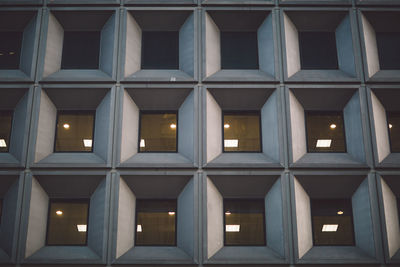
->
[0,0,400,266]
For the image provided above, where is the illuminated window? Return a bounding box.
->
[55,111,95,152]
[224,199,265,246]
[299,32,338,70]
[46,200,89,246]
[388,112,400,152]
[305,112,346,153]
[135,199,177,246]
[221,32,259,69]
[61,31,100,69]
[0,32,22,69]
[139,112,177,152]
[311,199,354,246]
[376,32,400,70]
[0,110,13,153]
[223,112,261,152]
[141,31,179,69]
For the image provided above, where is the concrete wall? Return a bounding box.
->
[289,91,306,162]
[371,92,390,162]
[120,90,139,162]
[205,13,220,77]
[206,177,223,259]
[283,13,300,78]
[178,178,195,257]
[43,12,63,78]
[124,12,141,77]
[206,91,222,163]
[361,13,379,78]
[179,91,195,161]
[294,178,312,259]
[258,13,275,76]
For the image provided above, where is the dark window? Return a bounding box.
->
[224,199,265,246]
[141,31,179,69]
[0,199,3,224]
[223,112,261,152]
[221,32,259,69]
[388,112,400,152]
[0,110,13,153]
[299,32,338,70]
[61,31,100,69]
[135,199,177,246]
[0,32,22,69]
[46,200,89,246]
[55,111,95,152]
[376,32,400,70]
[139,112,177,152]
[311,199,355,246]
[305,112,346,153]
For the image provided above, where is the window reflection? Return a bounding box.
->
[221,32,259,70]
[141,31,179,69]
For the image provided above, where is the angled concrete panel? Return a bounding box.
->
[180,13,194,77]
[206,91,222,163]
[371,92,390,163]
[336,15,356,77]
[178,178,195,257]
[124,12,141,77]
[43,12,63,78]
[207,177,223,259]
[258,12,275,76]
[179,91,194,161]
[283,13,300,78]
[99,13,116,76]
[361,13,379,79]
[294,178,312,259]
[205,13,220,77]
[289,91,306,163]
[120,90,139,162]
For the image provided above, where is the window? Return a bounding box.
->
[224,199,265,246]
[0,110,13,153]
[61,31,100,69]
[0,32,23,69]
[311,199,354,246]
[46,200,89,246]
[54,111,95,152]
[305,111,346,153]
[220,32,259,69]
[299,32,338,70]
[223,112,261,152]
[0,199,3,224]
[139,112,177,152]
[135,199,177,246]
[388,112,400,152]
[141,31,179,69]
[376,32,400,70]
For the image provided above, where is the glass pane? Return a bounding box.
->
[0,32,22,69]
[141,31,179,69]
[139,113,177,152]
[47,201,89,245]
[0,199,3,224]
[61,31,100,69]
[136,200,176,246]
[376,32,400,70]
[55,112,95,152]
[388,113,400,152]
[299,32,338,70]
[224,199,265,246]
[223,113,261,152]
[221,32,259,69]
[306,112,346,152]
[0,111,13,153]
[311,199,354,246]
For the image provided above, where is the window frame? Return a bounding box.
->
[304,110,347,153]
[310,198,355,247]
[45,198,90,247]
[0,110,14,153]
[222,198,266,247]
[53,110,96,153]
[387,111,400,153]
[138,110,179,153]
[222,110,263,153]
[134,198,178,247]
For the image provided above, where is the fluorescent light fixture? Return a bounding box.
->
[322,224,338,232]
[170,123,176,129]
[83,139,92,148]
[137,224,142,232]
[226,225,240,232]
[224,139,238,148]
[168,211,175,215]
[56,210,63,216]
[77,224,87,232]
[330,124,337,129]
[224,124,230,129]
[316,139,332,148]
[0,139,7,147]
[140,139,145,148]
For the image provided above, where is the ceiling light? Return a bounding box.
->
[9,51,15,55]
[330,124,337,129]
[168,211,175,216]
[224,124,230,129]
[389,124,393,129]
[322,224,338,232]
[63,123,70,129]
[140,139,145,148]
[170,123,177,129]
[56,210,63,216]
[226,225,240,232]
[137,224,142,232]
[0,53,3,56]
[224,139,238,148]
[337,210,344,215]
[0,139,7,148]
[225,211,231,215]
[77,224,87,232]
[316,139,332,148]
[83,139,92,148]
